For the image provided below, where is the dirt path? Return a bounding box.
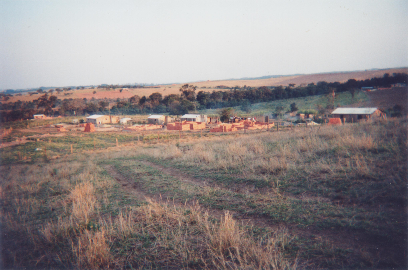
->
[104,165,151,201]
[139,160,212,188]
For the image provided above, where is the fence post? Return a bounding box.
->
[179,130,181,140]
[71,144,73,154]
[116,138,119,147]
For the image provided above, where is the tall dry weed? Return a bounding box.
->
[70,182,97,224]
[339,134,376,151]
[137,200,296,269]
[72,228,111,269]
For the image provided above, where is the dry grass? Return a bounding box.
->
[105,199,296,269]
[1,117,406,269]
[71,228,111,269]
[70,182,98,224]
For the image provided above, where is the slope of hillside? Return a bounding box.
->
[191,68,408,88]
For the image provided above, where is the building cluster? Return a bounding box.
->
[32,107,387,133]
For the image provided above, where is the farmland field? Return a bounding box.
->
[0,118,406,269]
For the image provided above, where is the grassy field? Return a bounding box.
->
[0,118,407,269]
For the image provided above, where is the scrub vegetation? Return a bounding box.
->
[0,118,406,269]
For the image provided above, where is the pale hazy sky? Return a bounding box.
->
[0,0,407,90]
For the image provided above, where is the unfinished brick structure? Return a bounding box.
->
[167,121,206,131]
[328,118,342,125]
[210,120,274,132]
[123,124,163,131]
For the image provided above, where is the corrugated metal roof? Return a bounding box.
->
[181,114,200,118]
[331,108,378,115]
[86,114,106,119]
[120,118,132,121]
[148,115,165,119]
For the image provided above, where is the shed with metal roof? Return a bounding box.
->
[148,115,166,125]
[331,108,385,122]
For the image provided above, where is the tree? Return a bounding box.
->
[290,102,298,112]
[196,91,210,106]
[149,92,162,107]
[139,96,147,107]
[180,84,197,102]
[85,102,99,113]
[98,100,109,111]
[37,94,57,116]
[349,88,357,99]
[129,95,141,104]
[210,91,223,102]
[275,105,285,118]
[219,107,234,123]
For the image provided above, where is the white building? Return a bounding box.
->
[180,114,207,122]
[120,117,133,125]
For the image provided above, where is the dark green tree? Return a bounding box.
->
[290,102,298,112]
[179,84,197,102]
[219,107,234,123]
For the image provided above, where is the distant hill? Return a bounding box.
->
[189,67,408,88]
[5,67,408,104]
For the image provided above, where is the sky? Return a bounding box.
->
[0,0,407,90]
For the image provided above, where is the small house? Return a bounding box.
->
[148,115,166,125]
[331,108,385,122]
[180,114,207,123]
[120,117,132,125]
[86,115,110,125]
[33,114,45,119]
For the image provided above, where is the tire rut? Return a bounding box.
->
[104,165,150,201]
